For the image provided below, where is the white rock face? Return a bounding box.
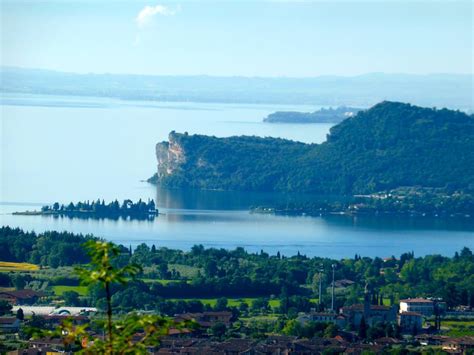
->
[155,132,187,179]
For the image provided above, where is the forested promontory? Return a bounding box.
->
[149,102,474,199]
[263,106,361,123]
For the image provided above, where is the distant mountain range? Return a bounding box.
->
[1,66,472,110]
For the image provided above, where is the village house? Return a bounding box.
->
[332,279,356,289]
[173,311,233,328]
[0,290,45,305]
[0,317,21,332]
[7,348,62,355]
[297,311,347,328]
[340,303,396,327]
[415,334,447,346]
[28,337,65,352]
[416,335,474,353]
[441,336,474,353]
[339,285,397,327]
[397,311,423,333]
[399,298,434,316]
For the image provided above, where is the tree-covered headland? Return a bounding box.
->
[150,102,474,216]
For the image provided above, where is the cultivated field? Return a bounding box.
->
[0,261,39,272]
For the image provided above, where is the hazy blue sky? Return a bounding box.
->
[1,0,472,77]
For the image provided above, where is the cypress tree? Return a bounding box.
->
[358,317,367,339]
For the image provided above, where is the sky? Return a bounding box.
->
[1,0,472,77]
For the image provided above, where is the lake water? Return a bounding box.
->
[1,93,473,258]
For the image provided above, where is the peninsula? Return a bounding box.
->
[149,101,474,216]
[263,106,362,123]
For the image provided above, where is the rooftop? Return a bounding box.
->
[0,317,19,325]
[0,289,45,299]
[341,304,391,311]
[400,298,434,304]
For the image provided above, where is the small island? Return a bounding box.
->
[263,106,362,123]
[13,199,159,220]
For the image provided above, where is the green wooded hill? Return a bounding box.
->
[151,101,474,195]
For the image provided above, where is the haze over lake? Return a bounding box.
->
[1,93,473,258]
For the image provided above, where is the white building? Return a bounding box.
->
[12,306,97,316]
[399,298,434,317]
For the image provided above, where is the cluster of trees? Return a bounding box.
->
[38,199,157,219]
[2,226,473,312]
[0,227,94,267]
[151,102,474,206]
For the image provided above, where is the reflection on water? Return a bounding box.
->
[154,186,474,232]
[323,214,474,232]
[155,186,325,211]
[1,94,473,258]
[1,187,473,259]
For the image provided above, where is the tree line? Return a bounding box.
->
[1,226,473,312]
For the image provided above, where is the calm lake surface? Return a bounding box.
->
[1,93,473,258]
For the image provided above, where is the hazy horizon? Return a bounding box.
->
[2,65,473,78]
[1,0,472,77]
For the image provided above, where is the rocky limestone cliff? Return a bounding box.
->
[155,131,187,179]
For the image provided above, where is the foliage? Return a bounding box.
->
[264,106,361,123]
[38,199,157,220]
[3,227,474,316]
[16,308,24,320]
[85,314,184,354]
[62,290,81,306]
[52,285,88,296]
[0,300,12,315]
[0,226,95,267]
[282,319,334,338]
[75,240,142,353]
[152,102,474,199]
[28,240,191,354]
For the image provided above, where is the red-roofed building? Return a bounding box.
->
[0,317,21,332]
[173,311,232,328]
[340,303,396,327]
[0,290,45,305]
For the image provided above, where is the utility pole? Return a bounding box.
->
[331,264,336,312]
[318,264,323,310]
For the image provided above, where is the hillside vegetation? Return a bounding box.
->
[152,102,474,196]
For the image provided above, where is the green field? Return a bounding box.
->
[126,278,190,284]
[151,279,190,285]
[52,285,88,296]
[442,320,474,337]
[168,264,202,279]
[168,298,282,308]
